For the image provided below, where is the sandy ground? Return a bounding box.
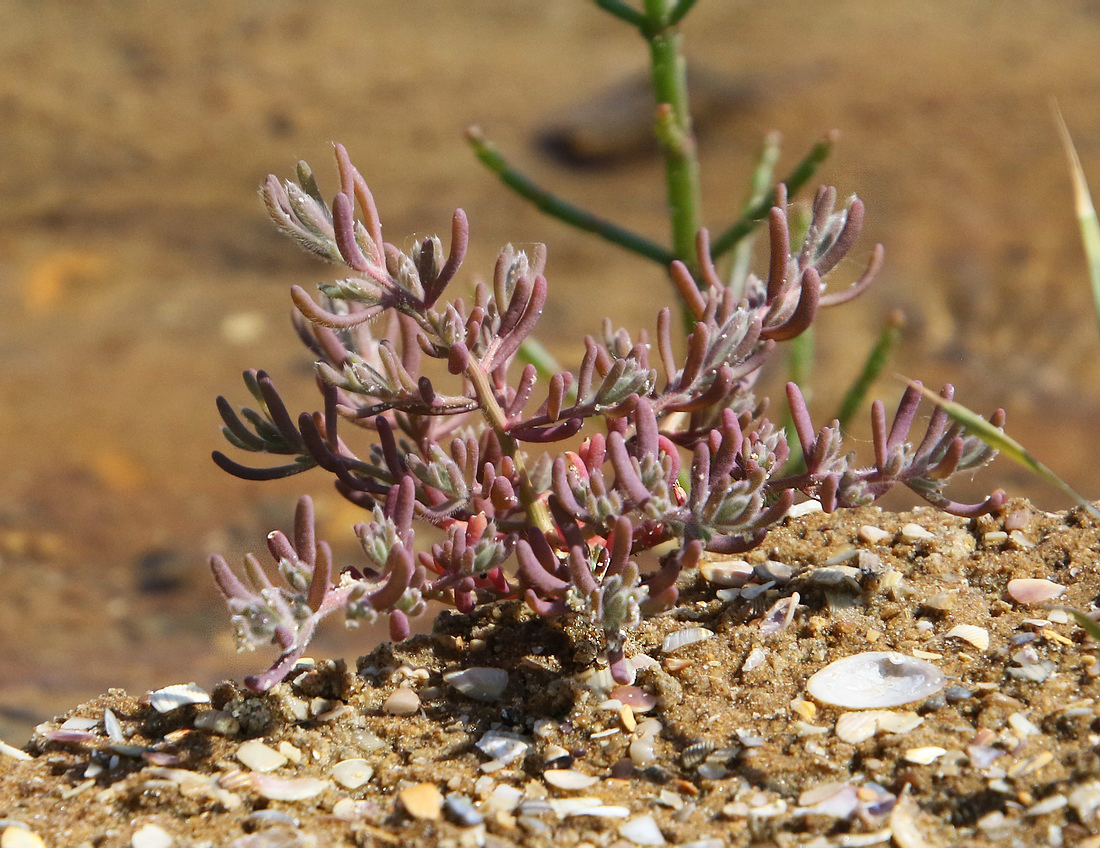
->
[2,0,1100,754]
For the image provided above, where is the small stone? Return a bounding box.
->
[619,814,666,845]
[193,710,240,736]
[900,523,934,542]
[904,746,947,764]
[236,740,288,773]
[858,524,891,545]
[149,683,210,713]
[475,731,529,766]
[443,667,509,702]
[131,823,173,848]
[1,829,46,848]
[399,782,444,820]
[383,688,420,716]
[609,685,657,712]
[1007,578,1065,605]
[331,758,374,790]
[445,794,484,827]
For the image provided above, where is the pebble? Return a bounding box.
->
[443,667,509,702]
[900,523,934,542]
[904,746,947,765]
[475,731,529,767]
[236,740,287,773]
[0,829,46,848]
[609,685,657,712]
[806,652,946,709]
[619,814,666,845]
[131,823,173,848]
[399,782,444,820]
[1007,578,1065,604]
[383,688,421,716]
[330,758,374,789]
[149,683,210,713]
[858,525,891,545]
[445,794,484,827]
[944,624,990,651]
[835,710,923,744]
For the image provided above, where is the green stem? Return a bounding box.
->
[594,0,647,28]
[709,132,836,260]
[833,309,905,430]
[644,0,703,272]
[467,127,675,266]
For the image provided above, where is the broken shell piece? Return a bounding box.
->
[619,814,666,845]
[900,523,934,543]
[834,710,922,744]
[443,667,509,702]
[383,688,420,716]
[545,768,600,790]
[250,774,329,801]
[944,624,990,651]
[475,731,529,766]
[398,782,443,820]
[331,758,374,790]
[661,627,714,654]
[130,824,173,848]
[149,683,210,714]
[1007,578,1065,605]
[699,559,754,588]
[805,652,945,709]
[904,746,947,765]
[858,525,891,545]
[609,685,657,713]
[236,740,287,772]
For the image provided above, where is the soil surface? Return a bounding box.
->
[5,2,1100,842]
[4,499,1100,847]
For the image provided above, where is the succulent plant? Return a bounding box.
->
[209,143,1005,692]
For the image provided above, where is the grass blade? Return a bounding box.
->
[1052,101,1100,339]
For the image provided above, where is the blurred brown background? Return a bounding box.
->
[3,1,1100,742]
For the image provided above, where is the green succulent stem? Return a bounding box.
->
[466,127,675,266]
[643,0,703,281]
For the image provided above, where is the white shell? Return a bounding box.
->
[331,758,374,789]
[250,774,329,801]
[805,652,945,709]
[1007,578,1065,604]
[149,683,210,714]
[661,627,714,654]
[236,740,288,773]
[619,814,667,845]
[443,667,509,702]
[945,624,990,651]
[475,731,529,765]
[544,768,600,790]
[131,824,174,848]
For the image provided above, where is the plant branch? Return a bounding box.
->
[466,126,675,266]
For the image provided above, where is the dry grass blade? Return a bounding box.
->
[903,378,1100,520]
[1052,100,1100,339]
